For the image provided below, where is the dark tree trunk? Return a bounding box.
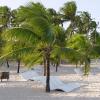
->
[6,60,9,68]
[46,53,50,92]
[56,62,59,72]
[17,60,20,73]
[61,23,63,27]
[43,57,47,76]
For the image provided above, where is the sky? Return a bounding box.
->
[0,0,100,30]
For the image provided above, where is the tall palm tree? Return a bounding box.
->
[60,1,77,38]
[2,2,55,92]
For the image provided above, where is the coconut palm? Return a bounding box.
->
[67,34,94,75]
[1,2,56,92]
[60,1,77,21]
[60,1,77,37]
[0,6,12,67]
[0,6,25,69]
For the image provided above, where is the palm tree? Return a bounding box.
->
[0,6,12,67]
[67,34,94,75]
[60,1,77,21]
[2,2,55,92]
[63,10,99,71]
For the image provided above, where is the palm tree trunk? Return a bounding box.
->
[56,62,59,72]
[43,57,47,76]
[46,53,50,92]
[6,60,9,68]
[17,59,20,73]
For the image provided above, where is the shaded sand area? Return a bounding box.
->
[0,61,100,100]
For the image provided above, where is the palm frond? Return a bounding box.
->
[17,2,49,22]
[22,51,42,67]
[0,45,35,60]
[3,28,39,44]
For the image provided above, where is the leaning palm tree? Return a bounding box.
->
[1,2,57,92]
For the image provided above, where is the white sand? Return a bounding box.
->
[0,61,100,100]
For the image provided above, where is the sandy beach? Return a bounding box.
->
[0,61,100,100]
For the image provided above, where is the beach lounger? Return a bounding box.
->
[32,76,82,92]
[21,70,83,92]
[20,70,39,80]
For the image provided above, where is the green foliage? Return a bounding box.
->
[67,34,92,75]
[53,25,66,46]
[68,34,91,52]
[0,1,100,77]
[60,1,77,20]
[3,28,39,44]
[0,6,11,28]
